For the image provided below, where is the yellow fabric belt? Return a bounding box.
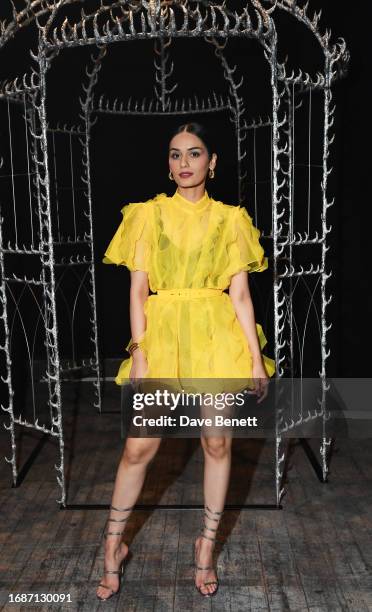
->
[154,288,224,298]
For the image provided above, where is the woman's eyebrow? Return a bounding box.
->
[169,146,203,151]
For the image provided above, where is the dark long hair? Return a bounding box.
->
[168,122,217,160]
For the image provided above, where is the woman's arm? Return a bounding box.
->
[129,270,149,361]
[228,270,269,400]
[228,270,263,365]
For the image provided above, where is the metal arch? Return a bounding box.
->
[0,1,349,79]
[34,2,275,48]
[0,1,109,50]
[271,0,349,57]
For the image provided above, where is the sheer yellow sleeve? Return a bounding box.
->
[102,202,151,272]
[227,206,268,277]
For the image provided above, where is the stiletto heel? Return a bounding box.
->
[96,504,134,601]
[193,504,224,597]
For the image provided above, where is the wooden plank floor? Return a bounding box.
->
[1,379,372,611]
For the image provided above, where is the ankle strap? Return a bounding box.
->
[200,533,217,542]
[110,504,134,512]
[203,524,217,533]
[205,505,224,515]
[204,506,224,522]
[201,504,224,544]
[107,504,134,523]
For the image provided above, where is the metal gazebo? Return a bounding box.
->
[0,0,349,507]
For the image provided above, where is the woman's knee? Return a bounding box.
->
[201,436,231,459]
[122,437,161,466]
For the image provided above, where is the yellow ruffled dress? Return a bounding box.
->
[102,189,276,393]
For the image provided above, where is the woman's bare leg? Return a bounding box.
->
[192,393,233,595]
[194,432,232,595]
[96,436,162,599]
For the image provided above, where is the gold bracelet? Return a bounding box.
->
[126,333,146,355]
[127,342,145,356]
[127,342,138,355]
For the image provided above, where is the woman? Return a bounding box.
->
[96,122,275,600]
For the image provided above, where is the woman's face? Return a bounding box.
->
[169,130,217,188]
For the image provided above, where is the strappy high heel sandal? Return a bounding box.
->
[96,504,134,601]
[193,504,224,597]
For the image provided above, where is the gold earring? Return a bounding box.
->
[168,171,174,181]
[209,168,215,179]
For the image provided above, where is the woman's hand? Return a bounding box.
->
[129,349,148,387]
[250,357,269,403]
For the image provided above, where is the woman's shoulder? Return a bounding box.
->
[119,193,169,214]
[209,196,241,218]
[211,197,254,219]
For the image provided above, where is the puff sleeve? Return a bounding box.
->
[102,202,152,272]
[227,206,268,276]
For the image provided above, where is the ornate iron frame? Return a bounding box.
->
[0,0,349,508]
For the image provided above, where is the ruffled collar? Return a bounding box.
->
[172,189,211,213]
